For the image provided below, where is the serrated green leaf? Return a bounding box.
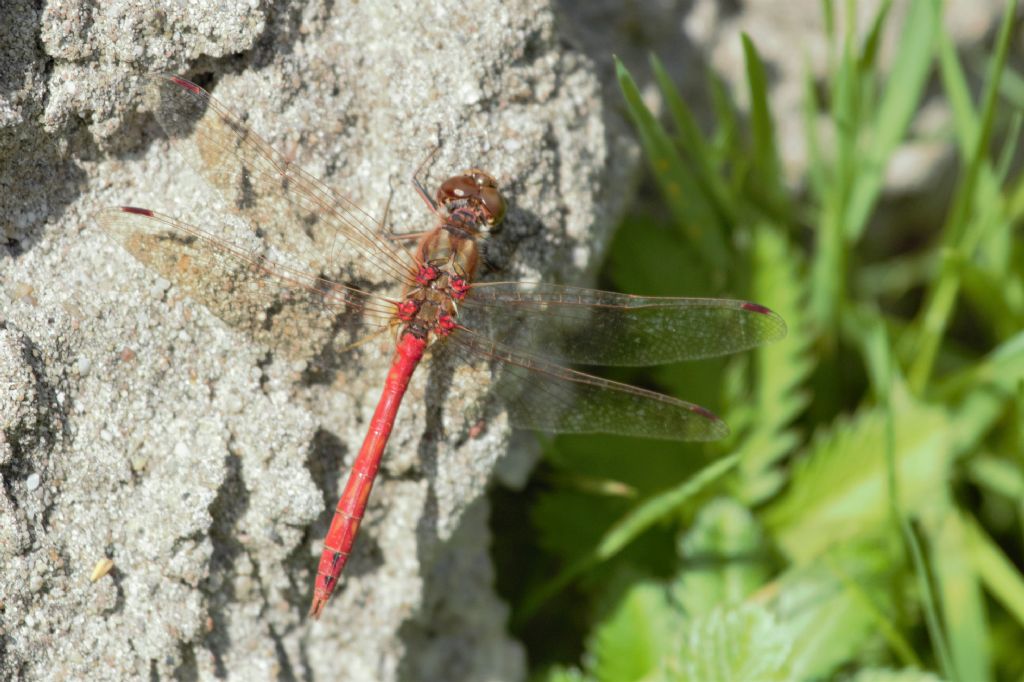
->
[672,498,768,616]
[776,543,912,679]
[676,604,793,682]
[847,669,944,682]
[764,392,953,563]
[733,225,812,503]
[540,666,593,682]
[588,581,679,682]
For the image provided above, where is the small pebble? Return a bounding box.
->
[76,356,91,376]
[90,558,114,582]
[26,473,40,491]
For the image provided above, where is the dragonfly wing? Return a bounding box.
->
[148,74,414,285]
[458,281,786,366]
[448,328,728,441]
[97,207,394,362]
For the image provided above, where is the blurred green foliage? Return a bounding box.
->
[491,0,1024,679]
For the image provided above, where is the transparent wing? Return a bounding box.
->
[448,328,728,441]
[148,74,415,285]
[97,207,397,362]
[458,282,786,366]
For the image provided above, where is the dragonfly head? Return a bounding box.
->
[436,169,506,232]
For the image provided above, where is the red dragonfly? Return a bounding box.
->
[98,74,785,619]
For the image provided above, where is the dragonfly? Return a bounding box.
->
[98,74,786,619]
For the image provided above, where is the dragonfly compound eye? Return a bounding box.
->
[467,170,507,227]
[478,185,506,226]
[436,174,478,205]
[436,170,506,228]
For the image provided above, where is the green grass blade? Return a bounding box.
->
[802,60,829,204]
[741,34,788,219]
[843,306,956,678]
[936,26,978,155]
[615,57,729,270]
[932,511,991,682]
[1008,170,1024,223]
[515,453,739,622]
[649,54,735,228]
[844,0,940,241]
[909,0,1019,392]
[810,12,859,330]
[708,69,741,172]
[858,0,892,72]
[964,514,1024,631]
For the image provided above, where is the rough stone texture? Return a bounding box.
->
[0,1,616,679]
[0,0,1011,680]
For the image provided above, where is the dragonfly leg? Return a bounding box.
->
[377,172,435,242]
[411,145,441,214]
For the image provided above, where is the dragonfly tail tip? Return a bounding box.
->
[308,596,327,620]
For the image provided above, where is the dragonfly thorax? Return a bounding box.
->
[399,259,468,343]
[398,169,504,345]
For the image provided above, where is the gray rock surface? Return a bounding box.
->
[1,1,618,679]
[0,0,1008,680]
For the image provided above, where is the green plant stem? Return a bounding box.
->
[908,0,1019,392]
[515,453,740,625]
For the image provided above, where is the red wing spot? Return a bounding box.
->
[740,302,772,315]
[688,404,720,421]
[169,75,202,94]
[121,206,154,216]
